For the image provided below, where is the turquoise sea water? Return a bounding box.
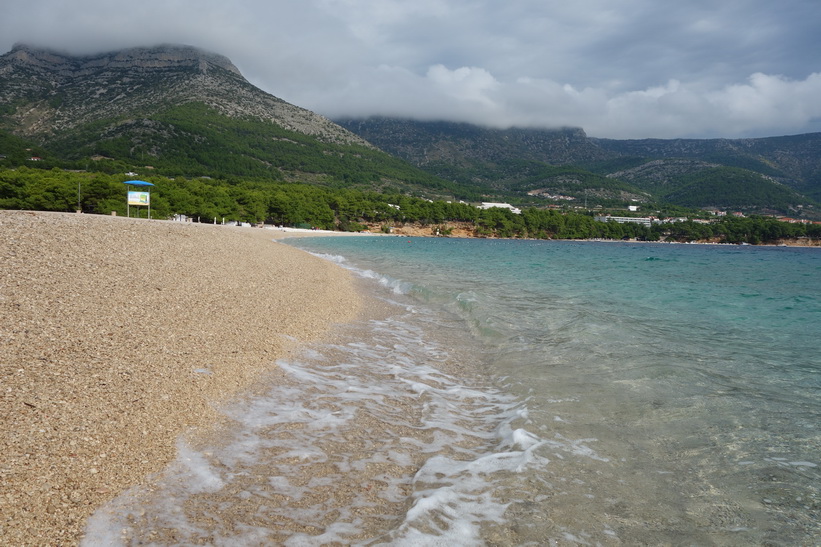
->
[85,237,819,545]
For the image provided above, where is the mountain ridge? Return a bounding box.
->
[336,117,821,215]
[5,42,243,76]
[2,44,471,199]
[0,43,369,147]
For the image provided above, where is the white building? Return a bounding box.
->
[595,215,654,227]
[478,202,522,214]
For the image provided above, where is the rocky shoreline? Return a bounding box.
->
[0,210,361,545]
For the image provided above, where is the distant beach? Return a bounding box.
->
[0,211,361,545]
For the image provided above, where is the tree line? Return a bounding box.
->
[1,167,819,243]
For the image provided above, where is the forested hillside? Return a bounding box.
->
[339,117,821,216]
[593,133,821,201]
[0,45,479,202]
[3,167,819,245]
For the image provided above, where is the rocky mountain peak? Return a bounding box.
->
[6,42,242,78]
[0,43,370,147]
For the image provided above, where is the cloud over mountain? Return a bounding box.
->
[2,0,820,138]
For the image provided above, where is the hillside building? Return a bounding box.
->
[478,202,522,214]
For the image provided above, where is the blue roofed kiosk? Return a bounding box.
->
[123,180,154,219]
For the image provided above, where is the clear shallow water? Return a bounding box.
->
[84,238,820,545]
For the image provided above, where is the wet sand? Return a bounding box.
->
[0,210,362,546]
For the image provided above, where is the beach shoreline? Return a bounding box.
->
[0,210,363,545]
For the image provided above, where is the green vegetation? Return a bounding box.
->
[339,119,821,216]
[657,216,821,244]
[3,167,818,244]
[20,103,475,201]
[0,132,47,165]
[381,155,649,208]
[0,167,478,229]
[662,167,807,210]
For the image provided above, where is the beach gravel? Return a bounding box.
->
[0,210,361,545]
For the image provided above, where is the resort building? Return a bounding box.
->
[478,202,522,214]
[595,215,654,227]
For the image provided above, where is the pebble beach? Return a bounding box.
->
[0,210,361,545]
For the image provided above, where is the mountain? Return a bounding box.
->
[0,44,459,197]
[592,134,821,203]
[335,118,644,207]
[337,117,821,216]
[0,43,359,144]
[2,44,819,216]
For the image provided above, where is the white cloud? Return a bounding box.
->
[312,66,821,139]
[426,65,499,108]
[711,73,821,132]
[2,0,820,138]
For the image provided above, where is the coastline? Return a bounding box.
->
[370,222,821,247]
[0,211,362,545]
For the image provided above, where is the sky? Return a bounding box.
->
[2,0,820,139]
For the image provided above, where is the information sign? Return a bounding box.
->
[127,191,150,206]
